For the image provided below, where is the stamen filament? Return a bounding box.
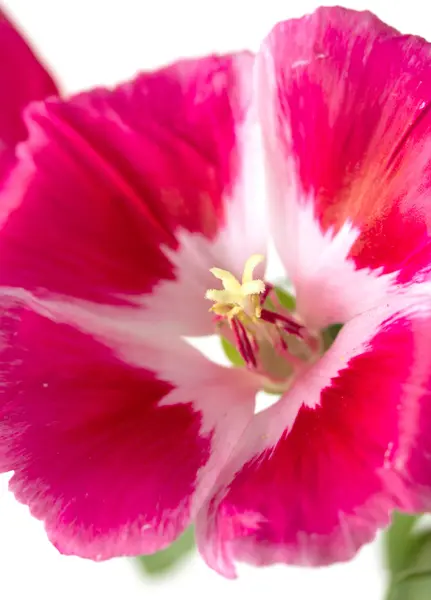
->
[260,283,272,306]
[231,317,257,368]
[260,308,303,337]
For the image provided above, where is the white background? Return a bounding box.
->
[0,1,427,598]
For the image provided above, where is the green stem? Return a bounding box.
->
[385,566,431,599]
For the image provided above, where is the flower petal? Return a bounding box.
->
[196,299,431,577]
[0,52,253,310]
[258,7,431,327]
[0,304,257,559]
[0,10,57,154]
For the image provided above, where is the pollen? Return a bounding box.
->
[205,254,265,321]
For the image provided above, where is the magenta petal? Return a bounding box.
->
[0,307,214,558]
[0,10,57,152]
[259,6,431,283]
[0,53,252,305]
[0,49,259,559]
[197,306,431,576]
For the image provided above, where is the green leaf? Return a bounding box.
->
[221,336,244,367]
[136,527,195,576]
[321,323,343,350]
[387,533,431,600]
[385,512,421,575]
[326,323,343,340]
[274,286,296,311]
[384,513,431,600]
[389,573,431,600]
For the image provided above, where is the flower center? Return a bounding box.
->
[205,255,321,393]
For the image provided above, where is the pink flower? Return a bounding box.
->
[1,6,431,578]
[0,10,58,174]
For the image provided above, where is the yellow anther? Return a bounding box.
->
[205,255,265,320]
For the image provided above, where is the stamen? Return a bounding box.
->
[231,317,257,368]
[260,283,272,306]
[260,308,303,337]
[205,255,311,382]
[205,256,265,321]
[242,254,265,284]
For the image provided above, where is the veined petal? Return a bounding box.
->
[0,52,254,338]
[197,299,431,577]
[0,10,57,161]
[258,7,431,328]
[0,304,258,559]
